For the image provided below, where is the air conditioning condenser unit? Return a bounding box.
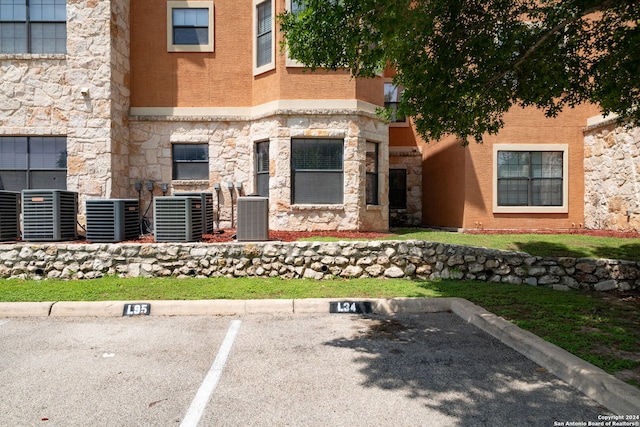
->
[0,191,20,241]
[22,189,78,241]
[174,192,214,234]
[154,196,203,242]
[86,199,139,243]
[236,196,269,241]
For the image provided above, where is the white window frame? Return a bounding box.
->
[284,0,304,67]
[384,79,409,128]
[167,1,214,53]
[493,143,569,214]
[253,0,275,75]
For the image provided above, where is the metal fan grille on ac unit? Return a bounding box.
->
[237,196,269,241]
[22,190,78,241]
[0,191,20,241]
[174,192,214,234]
[154,196,203,242]
[86,199,139,242]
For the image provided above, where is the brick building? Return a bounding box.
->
[1,0,638,233]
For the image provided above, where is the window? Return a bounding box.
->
[254,0,274,74]
[384,82,406,123]
[167,1,214,52]
[493,144,568,213]
[284,0,305,66]
[389,169,407,209]
[291,139,343,204]
[0,0,66,54]
[0,136,67,191]
[172,144,209,180]
[366,142,378,205]
[255,140,269,197]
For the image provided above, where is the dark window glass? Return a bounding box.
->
[384,83,406,123]
[291,139,343,204]
[366,142,378,205]
[172,144,209,180]
[389,169,407,209]
[172,8,208,45]
[0,136,67,191]
[497,151,563,206]
[256,0,272,67]
[255,141,269,197]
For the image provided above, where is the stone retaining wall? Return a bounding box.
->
[0,240,637,292]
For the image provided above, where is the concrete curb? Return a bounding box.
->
[1,297,638,415]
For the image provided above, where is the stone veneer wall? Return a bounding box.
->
[0,0,131,205]
[129,110,389,232]
[0,241,637,291]
[389,147,422,226]
[584,119,640,232]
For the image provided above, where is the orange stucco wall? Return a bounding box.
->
[130,0,381,108]
[422,104,602,230]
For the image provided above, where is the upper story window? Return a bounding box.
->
[253,0,274,74]
[384,82,406,123]
[172,143,209,180]
[493,144,568,214]
[167,1,214,52]
[0,136,67,191]
[0,0,66,54]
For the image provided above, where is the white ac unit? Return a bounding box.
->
[22,189,78,241]
[154,196,203,242]
[236,196,269,241]
[174,192,214,234]
[85,199,139,243]
[0,191,20,241]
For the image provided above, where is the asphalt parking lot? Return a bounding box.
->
[0,309,621,427]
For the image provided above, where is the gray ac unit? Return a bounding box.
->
[0,191,20,241]
[22,189,78,241]
[154,196,203,242]
[174,192,214,234]
[86,199,139,243]
[236,196,269,241]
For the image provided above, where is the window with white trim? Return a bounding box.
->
[0,0,66,54]
[167,1,214,52]
[493,144,568,213]
[0,136,67,190]
[253,0,274,74]
[172,144,209,180]
[384,82,406,123]
[291,138,343,204]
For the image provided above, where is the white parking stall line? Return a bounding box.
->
[180,319,242,427]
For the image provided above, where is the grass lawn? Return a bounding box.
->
[302,228,640,262]
[1,275,638,388]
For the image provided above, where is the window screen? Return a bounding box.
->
[497,151,563,206]
[255,141,269,197]
[366,142,378,205]
[172,144,209,180]
[0,136,67,191]
[291,139,343,204]
[256,0,272,68]
[0,0,66,54]
[172,8,209,45]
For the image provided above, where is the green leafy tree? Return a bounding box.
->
[279,0,639,143]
